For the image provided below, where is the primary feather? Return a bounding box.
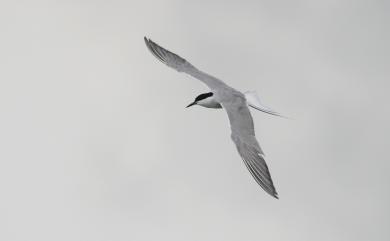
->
[144,37,278,198]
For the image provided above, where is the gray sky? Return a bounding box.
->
[0,1,389,241]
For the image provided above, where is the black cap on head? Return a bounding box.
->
[195,92,213,102]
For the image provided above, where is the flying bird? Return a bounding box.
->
[144,37,281,199]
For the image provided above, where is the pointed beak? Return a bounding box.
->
[186,102,196,108]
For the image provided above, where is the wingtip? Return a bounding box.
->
[144,36,156,45]
[267,188,279,199]
[144,36,167,64]
[144,36,155,45]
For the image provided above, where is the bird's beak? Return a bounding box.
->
[186,102,196,108]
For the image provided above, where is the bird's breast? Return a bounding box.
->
[197,96,222,109]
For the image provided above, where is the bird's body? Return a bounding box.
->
[144,37,281,199]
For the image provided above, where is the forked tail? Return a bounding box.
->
[244,91,285,118]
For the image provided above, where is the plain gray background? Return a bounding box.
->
[1,1,389,240]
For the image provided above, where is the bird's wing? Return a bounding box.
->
[223,94,278,198]
[144,37,228,90]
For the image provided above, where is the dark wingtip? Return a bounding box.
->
[144,36,154,46]
[144,36,165,63]
[266,188,279,199]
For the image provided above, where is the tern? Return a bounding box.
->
[144,37,281,199]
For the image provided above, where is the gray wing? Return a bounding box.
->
[144,37,228,90]
[223,94,278,199]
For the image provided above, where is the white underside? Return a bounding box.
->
[196,90,282,117]
[197,97,222,108]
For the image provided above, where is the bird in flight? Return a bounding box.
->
[144,37,282,199]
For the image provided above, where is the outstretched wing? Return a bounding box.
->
[223,94,278,198]
[145,37,278,198]
[144,37,228,90]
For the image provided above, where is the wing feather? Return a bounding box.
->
[145,37,278,198]
[144,37,227,90]
[224,95,278,199]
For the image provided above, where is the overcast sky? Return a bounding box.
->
[0,1,389,241]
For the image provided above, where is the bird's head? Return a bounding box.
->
[186,92,214,108]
